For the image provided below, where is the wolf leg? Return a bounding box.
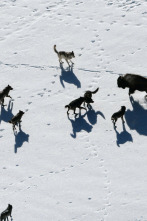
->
[121,116,125,123]
[65,59,70,66]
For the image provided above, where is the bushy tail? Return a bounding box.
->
[92,87,99,94]
[54,45,58,54]
[65,105,69,108]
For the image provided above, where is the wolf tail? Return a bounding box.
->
[54,45,58,54]
[65,105,69,108]
[92,87,99,94]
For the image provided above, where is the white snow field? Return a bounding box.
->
[0,0,147,220]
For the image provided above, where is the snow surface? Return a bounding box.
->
[0,0,147,220]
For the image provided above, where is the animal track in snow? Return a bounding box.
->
[91,40,95,43]
[37,92,44,97]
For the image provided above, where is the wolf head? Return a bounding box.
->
[121,106,126,112]
[19,110,25,115]
[7,85,13,90]
[71,51,75,58]
[8,204,12,209]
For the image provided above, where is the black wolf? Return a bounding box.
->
[0,204,13,221]
[84,88,99,108]
[111,106,126,128]
[0,85,13,107]
[65,97,86,116]
[9,110,24,130]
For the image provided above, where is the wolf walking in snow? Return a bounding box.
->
[0,85,13,107]
[9,110,24,131]
[65,97,86,116]
[111,106,126,128]
[0,204,13,221]
[54,45,75,66]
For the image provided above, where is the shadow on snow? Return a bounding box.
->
[114,123,133,147]
[14,128,29,153]
[86,106,105,125]
[125,96,147,136]
[59,63,81,88]
[0,100,14,124]
[68,107,105,138]
[68,112,92,138]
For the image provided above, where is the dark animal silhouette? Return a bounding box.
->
[9,110,24,130]
[117,73,147,96]
[84,88,99,108]
[0,85,13,107]
[111,106,126,128]
[65,97,86,116]
[0,204,12,221]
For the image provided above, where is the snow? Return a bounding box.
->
[0,0,147,220]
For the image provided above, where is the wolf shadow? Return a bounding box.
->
[0,100,13,124]
[125,96,147,136]
[14,128,29,153]
[86,106,105,125]
[68,113,93,138]
[114,123,133,147]
[59,63,81,88]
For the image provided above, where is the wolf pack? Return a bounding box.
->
[1,45,147,220]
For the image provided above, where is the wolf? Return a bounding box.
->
[84,87,99,108]
[0,204,12,221]
[117,73,147,96]
[54,45,75,66]
[65,97,86,116]
[0,85,13,107]
[9,110,24,130]
[111,106,126,128]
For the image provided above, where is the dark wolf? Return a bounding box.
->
[0,85,13,107]
[117,73,147,96]
[84,87,99,108]
[0,204,13,221]
[65,97,86,116]
[9,110,24,130]
[111,106,126,128]
[54,45,75,66]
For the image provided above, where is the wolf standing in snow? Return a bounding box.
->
[54,45,75,66]
[0,204,13,221]
[0,85,13,107]
[111,106,126,128]
[9,110,24,131]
